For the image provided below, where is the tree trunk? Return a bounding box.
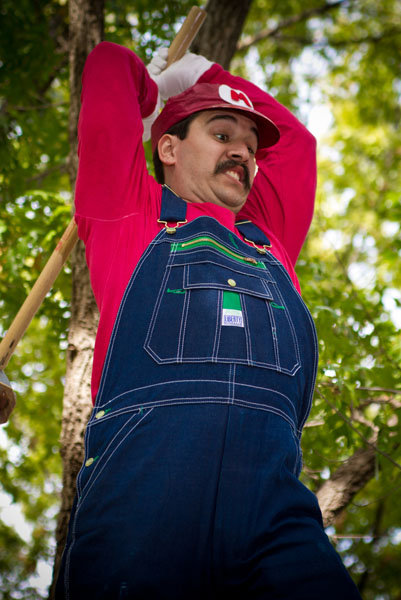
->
[191,0,253,68]
[49,1,104,597]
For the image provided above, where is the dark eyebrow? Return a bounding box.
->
[205,113,259,145]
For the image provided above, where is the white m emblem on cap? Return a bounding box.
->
[219,84,254,110]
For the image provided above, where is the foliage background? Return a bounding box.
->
[0,0,400,598]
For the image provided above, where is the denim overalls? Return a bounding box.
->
[56,187,361,599]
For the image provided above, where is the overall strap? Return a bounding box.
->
[158,185,188,234]
[235,220,272,254]
[159,184,271,253]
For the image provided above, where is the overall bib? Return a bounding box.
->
[56,187,361,599]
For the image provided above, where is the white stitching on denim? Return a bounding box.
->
[273,281,302,368]
[184,259,269,283]
[174,253,267,275]
[88,387,298,435]
[177,265,190,361]
[143,252,176,358]
[261,276,303,373]
[169,227,263,265]
[231,399,296,428]
[288,423,301,475]
[298,303,319,431]
[241,298,252,365]
[80,408,154,505]
[93,375,299,412]
[96,377,229,405]
[84,395,299,430]
[143,351,300,373]
[227,364,233,404]
[267,299,281,370]
[231,365,236,404]
[78,408,150,500]
[263,251,319,431]
[212,291,222,359]
[187,282,270,298]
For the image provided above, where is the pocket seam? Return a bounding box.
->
[77,407,154,501]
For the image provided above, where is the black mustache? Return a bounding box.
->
[214,160,251,191]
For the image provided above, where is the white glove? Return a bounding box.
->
[146,47,169,78]
[142,93,162,142]
[143,49,213,142]
[142,48,169,142]
[148,50,213,102]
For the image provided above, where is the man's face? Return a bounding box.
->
[161,110,259,213]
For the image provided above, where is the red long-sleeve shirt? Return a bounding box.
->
[74,42,317,402]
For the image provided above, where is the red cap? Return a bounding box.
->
[151,82,280,153]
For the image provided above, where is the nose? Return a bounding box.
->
[226,141,250,163]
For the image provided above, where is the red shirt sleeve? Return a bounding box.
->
[198,64,317,266]
[74,41,163,307]
[75,41,159,222]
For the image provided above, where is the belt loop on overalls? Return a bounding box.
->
[157,185,188,234]
[235,220,272,254]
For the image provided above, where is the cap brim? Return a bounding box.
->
[195,102,280,150]
[151,82,281,152]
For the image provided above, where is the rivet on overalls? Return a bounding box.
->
[95,408,112,419]
[85,455,99,467]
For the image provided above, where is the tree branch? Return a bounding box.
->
[26,163,68,185]
[9,102,67,112]
[357,500,385,593]
[37,55,69,99]
[325,27,401,49]
[358,386,401,395]
[237,0,347,52]
[317,444,376,527]
[358,397,401,410]
[320,381,401,409]
[259,26,401,50]
[317,389,401,471]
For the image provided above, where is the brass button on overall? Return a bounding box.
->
[85,457,95,467]
[95,410,105,419]
[227,279,237,287]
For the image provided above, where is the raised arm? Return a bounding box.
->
[75,41,159,221]
[198,63,317,266]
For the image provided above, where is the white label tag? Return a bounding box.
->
[222,309,244,327]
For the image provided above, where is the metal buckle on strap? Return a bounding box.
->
[243,237,271,254]
[157,219,188,234]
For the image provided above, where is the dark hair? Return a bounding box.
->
[152,112,199,184]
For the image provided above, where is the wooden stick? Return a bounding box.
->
[0,219,78,369]
[167,7,207,66]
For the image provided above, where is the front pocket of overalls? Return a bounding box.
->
[144,260,300,375]
[76,407,153,500]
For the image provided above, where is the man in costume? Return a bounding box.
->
[56,42,362,599]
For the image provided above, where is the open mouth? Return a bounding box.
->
[215,160,250,190]
[225,168,243,184]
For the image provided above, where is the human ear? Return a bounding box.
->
[157,134,178,166]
